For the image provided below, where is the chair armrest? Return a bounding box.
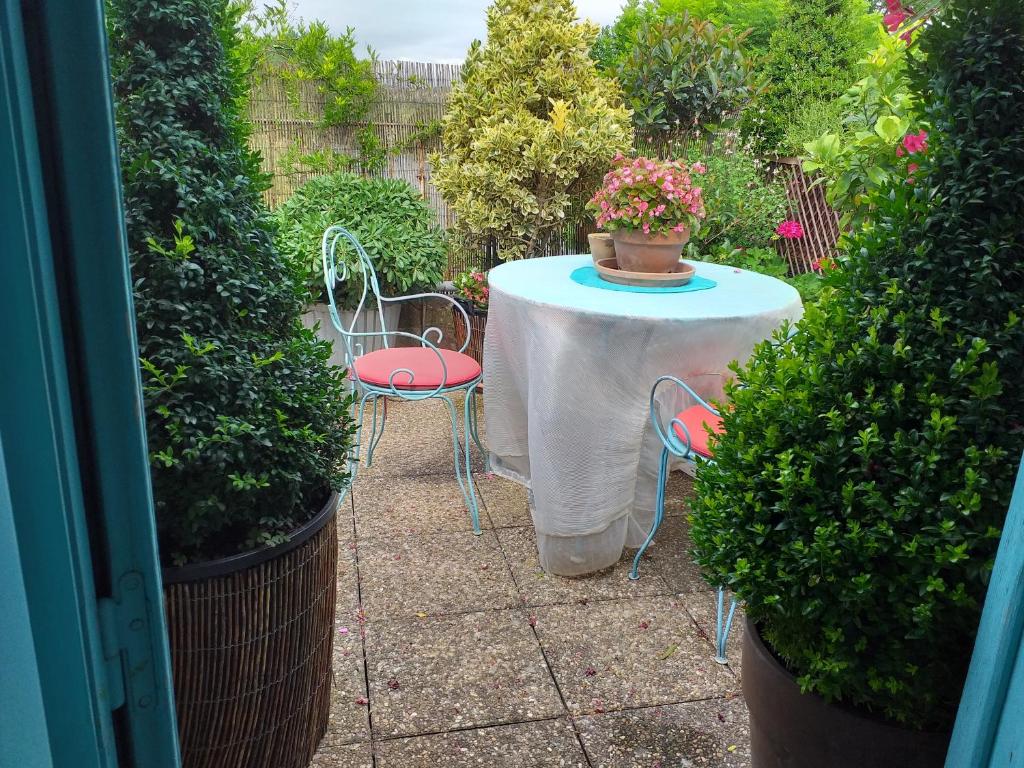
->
[378,292,473,353]
[649,375,721,458]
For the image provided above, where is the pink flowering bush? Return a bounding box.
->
[587,154,707,237]
[453,267,489,310]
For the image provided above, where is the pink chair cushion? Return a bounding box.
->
[671,405,724,458]
[353,347,481,390]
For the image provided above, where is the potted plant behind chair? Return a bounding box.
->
[587,154,708,273]
[450,267,489,371]
[690,2,1024,765]
[109,2,354,766]
[275,173,448,362]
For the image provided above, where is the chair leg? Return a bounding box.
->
[714,586,739,665]
[366,396,388,467]
[440,395,482,534]
[467,383,489,471]
[363,394,382,468]
[352,391,376,481]
[629,446,670,580]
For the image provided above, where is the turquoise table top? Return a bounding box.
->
[489,254,801,321]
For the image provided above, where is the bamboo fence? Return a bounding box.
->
[248,59,840,277]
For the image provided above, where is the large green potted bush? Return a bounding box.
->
[691,1,1024,765]
[110,1,353,765]
[274,172,447,360]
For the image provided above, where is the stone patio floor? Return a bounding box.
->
[314,396,750,767]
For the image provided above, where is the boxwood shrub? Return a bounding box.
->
[691,0,1024,729]
[274,173,447,308]
[110,0,354,565]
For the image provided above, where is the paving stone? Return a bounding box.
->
[358,530,518,619]
[310,741,373,768]
[353,473,488,538]
[375,718,588,767]
[534,596,735,715]
[365,609,564,738]
[644,515,708,594]
[321,635,370,747]
[498,526,672,607]
[576,697,751,768]
[477,473,532,528]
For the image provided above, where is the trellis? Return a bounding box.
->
[247,59,840,278]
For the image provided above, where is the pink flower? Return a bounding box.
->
[907,163,919,174]
[810,257,835,272]
[895,146,905,158]
[691,161,707,174]
[902,130,928,154]
[884,8,908,31]
[776,220,804,239]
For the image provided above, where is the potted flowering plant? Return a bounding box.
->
[450,267,489,370]
[587,154,707,273]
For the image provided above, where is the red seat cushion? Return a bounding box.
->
[353,347,481,390]
[671,405,724,458]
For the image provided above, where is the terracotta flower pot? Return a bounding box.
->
[588,232,615,265]
[610,228,690,273]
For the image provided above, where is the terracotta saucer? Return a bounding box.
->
[594,257,696,287]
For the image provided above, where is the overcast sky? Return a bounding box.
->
[288,0,625,63]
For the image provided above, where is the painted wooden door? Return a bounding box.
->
[0,0,180,765]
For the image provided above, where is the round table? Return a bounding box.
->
[482,254,803,576]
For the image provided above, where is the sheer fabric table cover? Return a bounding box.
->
[483,254,803,576]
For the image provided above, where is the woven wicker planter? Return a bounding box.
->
[452,300,487,376]
[163,493,339,768]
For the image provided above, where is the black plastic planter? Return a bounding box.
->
[742,617,951,768]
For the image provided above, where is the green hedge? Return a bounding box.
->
[275,173,447,308]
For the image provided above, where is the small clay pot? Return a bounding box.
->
[588,232,615,265]
[610,227,690,273]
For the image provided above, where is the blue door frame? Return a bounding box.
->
[0,0,179,766]
[947,454,1024,767]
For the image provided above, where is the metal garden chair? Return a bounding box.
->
[630,374,737,664]
[322,225,487,532]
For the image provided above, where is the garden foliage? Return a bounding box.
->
[110,0,353,565]
[692,0,1024,728]
[686,140,788,250]
[802,34,922,231]
[432,0,633,261]
[592,0,786,72]
[618,13,760,141]
[274,173,446,307]
[740,0,879,156]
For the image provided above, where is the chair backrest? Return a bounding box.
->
[321,225,391,364]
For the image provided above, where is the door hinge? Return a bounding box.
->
[97,570,158,714]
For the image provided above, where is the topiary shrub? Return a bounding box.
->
[619,13,760,142]
[109,0,353,566]
[740,0,879,157]
[692,0,1024,729]
[274,173,447,307]
[433,0,633,262]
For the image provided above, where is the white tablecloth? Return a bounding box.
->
[483,254,803,575]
